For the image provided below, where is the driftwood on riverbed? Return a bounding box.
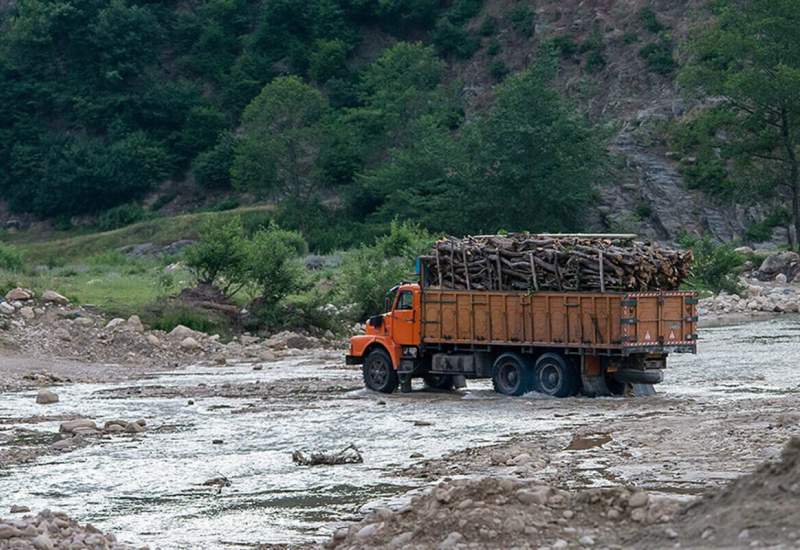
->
[421,234,692,293]
[292,444,363,466]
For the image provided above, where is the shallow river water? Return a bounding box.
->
[1,316,799,548]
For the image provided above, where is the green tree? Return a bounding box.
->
[246,224,307,307]
[184,216,250,294]
[681,0,800,248]
[193,132,236,189]
[232,76,329,200]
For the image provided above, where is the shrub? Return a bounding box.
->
[585,49,606,73]
[184,216,250,293]
[639,41,676,75]
[508,6,535,37]
[679,235,744,294]
[208,197,240,212]
[639,7,665,34]
[487,40,501,57]
[144,305,232,338]
[623,31,639,44]
[336,220,433,320]
[192,132,235,189]
[479,16,496,36]
[551,35,578,57]
[490,60,509,81]
[152,191,178,211]
[97,203,147,231]
[0,243,23,271]
[245,224,306,307]
[745,209,790,243]
[432,18,480,59]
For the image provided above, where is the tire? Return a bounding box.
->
[492,353,533,396]
[533,353,580,398]
[362,348,399,394]
[423,374,454,391]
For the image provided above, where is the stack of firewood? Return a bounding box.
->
[420,234,693,292]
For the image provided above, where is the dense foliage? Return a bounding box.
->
[0,0,607,251]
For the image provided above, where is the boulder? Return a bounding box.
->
[125,422,145,434]
[36,389,59,405]
[266,331,317,350]
[55,328,71,341]
[169,324,206,340]
[41,290,69,305]
[146,334,160,346]
[5,287,33,301]
[0,302,15,315]
[9,505,30,514]
[758,251,800,279]
[59,419,97,433]
[126,315,145,333]
[775,273,788,284]
[105,318,125,329]
[74,317,94,327]
[180,337,201,351]
[19,306,35,320]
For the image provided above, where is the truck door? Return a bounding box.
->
[391,289,419,346]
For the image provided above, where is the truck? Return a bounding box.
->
[346,257,698,397]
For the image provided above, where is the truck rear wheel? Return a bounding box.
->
[533,353,580,398]
[363,349,398,394]
[492,353,533,396]
[423,374,454,391]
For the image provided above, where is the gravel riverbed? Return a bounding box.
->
[1,316,799,548]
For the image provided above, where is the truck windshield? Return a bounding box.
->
[384,286,399,312]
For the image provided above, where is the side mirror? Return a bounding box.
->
[368,315,384,328]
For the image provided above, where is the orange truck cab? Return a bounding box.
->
[346,278,698,397]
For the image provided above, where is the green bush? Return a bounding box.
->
[184,216,250,293]
[208,197,240,212]
[551,35,578,57]
[97,203,148,231]
[487,40,501,56]
[585,49,607,73]
[245,224,306,307]
[745,209,790,243]
[479,17,496,36]
[639,41,676,75]
[508,6,535,36]
[336,220,433,320]
[623,31,639,44]
[432,19,480,59]
[0,243,23,272]
[490,60,509,81]
[679,235,744,294]
[193,133,236,189]
[639,7,666,34]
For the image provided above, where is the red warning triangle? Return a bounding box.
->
[669,329,676,340]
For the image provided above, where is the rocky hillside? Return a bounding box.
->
[448,0,755,242]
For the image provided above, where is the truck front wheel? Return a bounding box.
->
[363,349,399,394]
[492,353,533,396]
[533,353,580,398]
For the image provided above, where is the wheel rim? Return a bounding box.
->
[368,357,389,388]
[538,363,561,394]
[497,361,520,393]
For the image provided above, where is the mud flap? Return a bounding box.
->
[627,383,656,397]
[452,375,467,389]
[581,374,612,397]
[400,373,412,393]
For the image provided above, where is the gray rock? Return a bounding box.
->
[36,389,59,404]
[31,533,54,550]
[0,302,15,315]
[9,505,30,514]
[19,306,35,320]
[74,317,94,327]
[59,419,97,433]
[438,531,464,549]
[170,324,206,340]
[629,491,649,508]
[180,336,201,351]
[125,422,145,434]
[775,273,788,284]
[356,523,380,540]
[126,315,145,332]
[41,290,69,305]
[5,287,33,301]
[105,318,125,329]
[146,333,160,346]
[758,251,800,278]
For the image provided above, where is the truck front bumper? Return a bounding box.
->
[345,354,363,365]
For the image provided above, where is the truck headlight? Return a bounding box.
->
[402,346,418,358]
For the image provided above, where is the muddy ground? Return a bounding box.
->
[1,316,799,549]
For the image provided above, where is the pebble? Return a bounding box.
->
[628,492,649,508]
[579,535,595,546]
[439,531,463,549]
[10,505,30,514]
[212,439,224,445]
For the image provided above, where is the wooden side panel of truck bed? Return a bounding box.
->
[421,289,697,353]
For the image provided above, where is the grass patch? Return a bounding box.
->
[4,205,275,264]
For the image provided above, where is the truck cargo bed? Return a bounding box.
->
[421,289,697,354]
